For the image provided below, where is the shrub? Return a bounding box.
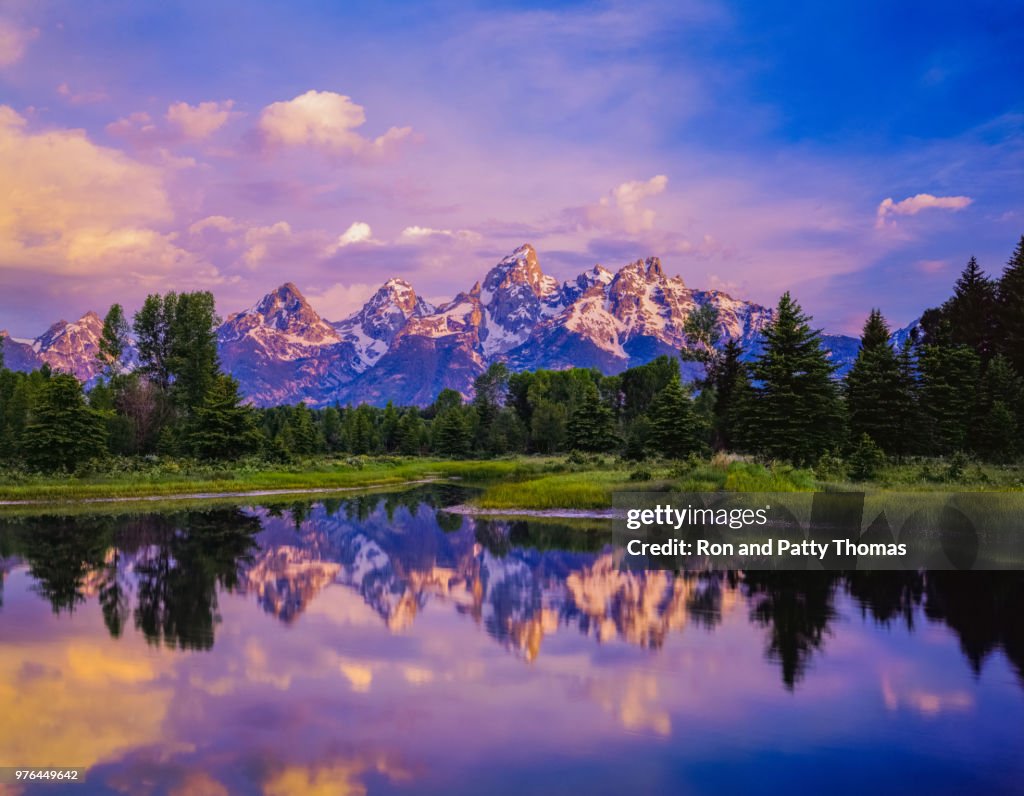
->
[848,434,886,481]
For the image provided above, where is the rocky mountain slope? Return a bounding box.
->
[4,243,887,406]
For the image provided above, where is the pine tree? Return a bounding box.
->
[432,407,472,457]
[845,310,910,454]
[566,383,619,452]
[646,375,705,458]
[996,235,1024,374]
[712,339,751,451]
[20,374,108,471]
[396,410,426,455]
[168,291,220,411]
[284,403,322,455]
[380,402,400,452]
[946,256,997,361]
[749,293,843,464]
[971,354,1023,461]
[187,375,263,460]
[321,406,344,452]
[917,344,980,454]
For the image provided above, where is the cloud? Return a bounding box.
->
[257,90,413,156]
[56,82,109,106]
[398,225,480,243]
[876,193,973,228]
[0,19,36,67]
[335,221,375,248]
[303,282,379,320]
[0,105,190,277]
[564,175,669,234]
[166,100,236,139]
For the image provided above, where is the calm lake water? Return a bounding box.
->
[1,485,1022,795]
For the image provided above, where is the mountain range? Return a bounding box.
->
[2,243,875,407]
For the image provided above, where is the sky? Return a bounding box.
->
[0,0,1021,337]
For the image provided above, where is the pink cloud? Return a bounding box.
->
[56,83,109,106]
[875,193,973,228]
[257,90,413,157]
[166,100,237,139]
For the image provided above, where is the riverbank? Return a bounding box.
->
[0,454,1021,509]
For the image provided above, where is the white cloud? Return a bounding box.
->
[876,193,973,228]
[166,100,236,139]
[334,221,375,248]
[398,225,480,243]
[258,90,412,156]
[0,19,36,67]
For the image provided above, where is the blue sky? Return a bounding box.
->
[0,0,1021,336]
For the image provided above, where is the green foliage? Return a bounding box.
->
[917,343,980,454]
[646,375,705,458]
[748,292,843,464]
[996,235,1024,373]
[848,433,886,481]
[20,374,108,472]
[567,382,619,452]
[187,375,263,460]
[432,407,473,457]
[97,303,130,379]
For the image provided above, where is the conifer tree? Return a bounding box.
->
[646,374,705,458]
[529,400,566,453]
[396,410,426,455]
[996,235,1024,374]
[971,354,1023,461]
[20,374,108,471]
[285,403,321,455]
[566,382,619,452]
[749,293,843,464]
[845,310,908,454]
[712,339,751,451]
[187,375,262,460]
[917,344,980,454]
[432,407,473,457]
[946,256,997,362]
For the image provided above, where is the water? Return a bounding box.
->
[1,486,1022,795]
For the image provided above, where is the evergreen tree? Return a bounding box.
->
[917,344,980,454]
[712,339,750,451]
[749,293,843,464]
[380,402,400,452]
[432,407,472,457]
[529,400,566,453]
[996,235,1024,374]
[20,374,108,471]
[187,375,263,459]
[285,403,322,455]
[946,256,997,361]
[321,406,344,452]
[646,375,705,458]
[845,310,910,455]
[566,383,619,452]
[396,410,426,455]
[97,304,130,380]
[972,354,1023,461]
[472,363,510,451]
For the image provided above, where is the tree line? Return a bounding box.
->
[1,236,1021,472]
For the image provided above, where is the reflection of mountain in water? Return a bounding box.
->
[0,490,1021,690]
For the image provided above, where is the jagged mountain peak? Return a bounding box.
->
[221,283,339,350]
[484,243,559,301]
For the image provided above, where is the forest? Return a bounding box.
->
[1,236,1022,479]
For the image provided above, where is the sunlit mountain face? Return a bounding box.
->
[1,244,892,406]
[0,491,1022,794]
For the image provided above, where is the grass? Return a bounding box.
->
[0,456,562,504]
[1,452,1021,511]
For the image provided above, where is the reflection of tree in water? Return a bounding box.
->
[744,572,839,690]
[922,571,1024,686]
[1,515,114,614]
[131,509,260,650]
[845,571,924,631]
